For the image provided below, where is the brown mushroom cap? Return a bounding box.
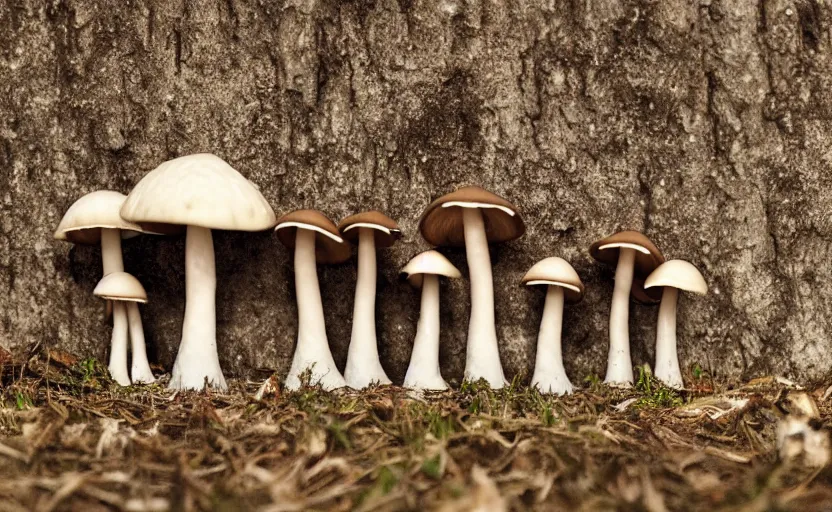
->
[521,257,585,303]
[275,209,351,264]
[419,186,525,247]
[338,211,402,248]
[590,231,665,303]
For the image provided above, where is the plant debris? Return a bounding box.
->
[1,348,832,511]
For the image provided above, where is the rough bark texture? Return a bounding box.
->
[2,0,832,385]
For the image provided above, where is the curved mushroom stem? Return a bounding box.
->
[654,287,683,389]
[403,274,448,390]
[100,228,124,275]
[531,285,573,395]
[127,302,155,384]
[169,225,227,391]
[605,247,635,386]
[285,229,346,391]
[108,301,131,386]
[344,228,391,388]
[462,207,506,389]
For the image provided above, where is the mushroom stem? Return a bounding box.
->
[345,228,391,388]
[285,229,346,391]
[404,274,447,390]
[100,228,125,275]
[605,247,635,385]
[169,225,227,391]
[127,302,155,384]
[531,285,573,395]
[108,302,130,386]
[654,286,683,389]
[462,207,506,389]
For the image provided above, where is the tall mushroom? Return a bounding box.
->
[590,231,664,386]
[120,154,276,391]
[644,260,708,389]
[338,211,402,389]
[275,210,351,391]
[401,250,461,390]
[93,272,150,385]
[419,186,525,389]
[521,257,584,395]
[55,190,157,386]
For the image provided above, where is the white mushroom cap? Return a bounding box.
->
[120,154,277,231]
[521,257,584,303]
[644,260,708,295]
[94,272,148,303]
[401,250,461,288]
[55,191,146,244]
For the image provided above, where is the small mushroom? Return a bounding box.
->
[121,154,277,391]
[93,272,149,386]
[644,259,707,389]
[521,257,584,395]
[275,210,351,391]
[401,250,461,390]
[55,190,157,385]
[419,186,525,389]
[590,231,664,386]
[338,211,402,389]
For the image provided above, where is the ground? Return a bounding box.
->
[0,347,830,511]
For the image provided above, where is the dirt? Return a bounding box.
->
[0,347,830,511]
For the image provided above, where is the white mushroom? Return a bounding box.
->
[93,272,150,386]
[590,231,664,386]
[401,250,461,390]
[419,186,525,389]
[275,210,351,391]
[339,211,402,389]
[522,257,584,395]
[55,190,157,386]
[644,259,708,389]
[120,154,276,391]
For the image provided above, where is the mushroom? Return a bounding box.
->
[120,154,276,391]
[589,231,664,386]
[55,190,157,386]
[401,250,461,390]
[419,186,525,389]
[644,260,707,389]
[93,272,150,385]
[338,211,402,389]
[521,257,584,395]
[275,210,351,391]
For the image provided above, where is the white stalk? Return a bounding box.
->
[462,207,506,388]
[404,274,447,390]
[169,225,227,391]
[285,229,346,391]
[127,302,155,384]
[605,247,635,385]
[100,228,124,275]
[654,287,683,389]
[531,285,572,395]
[344,228,391,388]
[108,301,130,386]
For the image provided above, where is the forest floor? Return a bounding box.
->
[0,347,831,511]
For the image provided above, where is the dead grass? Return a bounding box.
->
[0,348,830,511]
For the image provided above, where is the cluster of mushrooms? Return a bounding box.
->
[54,153,707,396]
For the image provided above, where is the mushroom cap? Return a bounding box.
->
[590,230,665,303]
[338,211,402,248]
[55,191,148,245]
[275,209,351,264]
[644,259,708,295]
[94,272,147,303]
[521,257,584,303]
[401,250,461,288]
[120,153,277,232]
[419,186,525,247]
